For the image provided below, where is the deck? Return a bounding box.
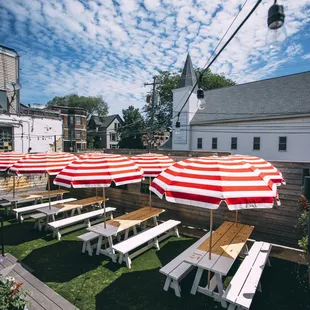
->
[0,253,78,310]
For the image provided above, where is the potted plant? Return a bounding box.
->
[0,275,30,310]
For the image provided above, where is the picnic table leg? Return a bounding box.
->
[133,225,137,235]
[107,236,117,263]
[153,216,158,226]
[190,267,204,295]
[124,229,129,240]
[96,235,103,255]
[215,273,227,308]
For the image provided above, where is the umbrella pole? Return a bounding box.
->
[149,177,152,209]
[208,209,213,289]
[13,175,16,198]
[103,187,106,228]
[47,174,51,210]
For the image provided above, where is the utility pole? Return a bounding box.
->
[144,76,160,152]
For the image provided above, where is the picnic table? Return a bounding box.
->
[36,196,109,230]
[3,189,69,215]
[87,206,165,262]
[184,221,254,303]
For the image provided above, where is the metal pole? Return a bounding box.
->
[208,209,213,289]
[13,175,16,198]
[47,173,51,210]
[54,135,57,152]
[103,187,106,228]
[149,177,152,208]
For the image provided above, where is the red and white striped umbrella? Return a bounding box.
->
[54,153,144,227]
[130,153,174,177]
[9,152,77,176]
[150,156,278,211]
[54,153,144,188]
[229,155,285,186]
[0,152,26,172]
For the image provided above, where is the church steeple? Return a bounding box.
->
[178,53,197,88]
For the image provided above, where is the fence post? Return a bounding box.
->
[303,176,310,284]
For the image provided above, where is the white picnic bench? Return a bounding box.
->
[113,219,181,268]
[160,231,211,297]
[86,206,165,261]
[48,208,116,240]
[13,198,77,223]
[222,241,272,310]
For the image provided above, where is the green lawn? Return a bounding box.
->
[1,217,310,310]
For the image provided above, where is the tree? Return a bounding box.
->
[118,105,145,149]
[143,69,235,131]
[47,94,109,117]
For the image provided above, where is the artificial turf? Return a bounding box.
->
[1,217,310,310]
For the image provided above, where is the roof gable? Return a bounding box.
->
[191,71,310,124]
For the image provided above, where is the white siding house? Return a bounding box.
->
[172,55,310,161]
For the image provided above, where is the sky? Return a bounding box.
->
[1,0,310,115]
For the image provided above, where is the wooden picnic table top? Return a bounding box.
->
[38,196,109,214]
[184,221,254,276]
[87,206,165,237]
[19,189,69,199]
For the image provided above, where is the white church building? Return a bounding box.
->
[171,54,310,162]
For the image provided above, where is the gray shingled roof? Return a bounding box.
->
[191,71,310,124]
[92,114,121,128]
[178,54,197,88]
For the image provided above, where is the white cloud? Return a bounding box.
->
[1,0,309,115]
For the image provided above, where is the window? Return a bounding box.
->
[197,138,202,149]
[110,144,117,149]
[76,116,81,125]
[0,127,13,151]
[253,137,260,150]
[69,116,73,124]
[279,136,287,151]
[231,137,237,150]
[212,137,217,149]
[114,123,118,130]
[110,133,116,141]
[75,130,81,139]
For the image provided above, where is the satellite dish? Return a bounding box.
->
[6,82,22,91]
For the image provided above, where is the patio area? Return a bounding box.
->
[2,216,309,310]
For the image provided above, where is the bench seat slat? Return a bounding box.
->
[113,220,180,254]
[13,198,77,213]
[160,231,211,276]
[48,207,116,229]
[77,232,99,241]
[31,213,46,219]
[235,242,271,309]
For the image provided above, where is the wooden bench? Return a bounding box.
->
[113,220,181,268]
[77,231,99,256]
[222,241,272,310]
[13,198,77,223]
[48,207,116,240]
[159,231,211,297]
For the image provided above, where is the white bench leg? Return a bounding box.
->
[242,244,249,256]
[267,258,271,266]
[57,230,61,241]
[119,253,124,264]
[154,237,160,250]
[124,254,131,268]
[38,220,42,231]
[82,241,86,254]
[191,267,203,295]
[163,277,172,291]
[110,212,113,219]
[96,236,103,255]
[20,214,24,223]
[172,279,181,297]
[227,304,236,310]
[174,227,179,238]
[86,241,93,256]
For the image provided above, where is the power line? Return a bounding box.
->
[174,0,262,121]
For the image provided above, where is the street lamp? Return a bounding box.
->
[175,120,181,135]
[266,0,287,49]
[197,88,207,110]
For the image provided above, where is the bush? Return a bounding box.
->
[297,195,309,253]
[0,275,30,310]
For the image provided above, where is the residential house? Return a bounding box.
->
[87,114,123,149]
[48,106,87,152]
[0,45,63,153]
[171,54,310,161]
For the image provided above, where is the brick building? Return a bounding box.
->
[49,106,87,151]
